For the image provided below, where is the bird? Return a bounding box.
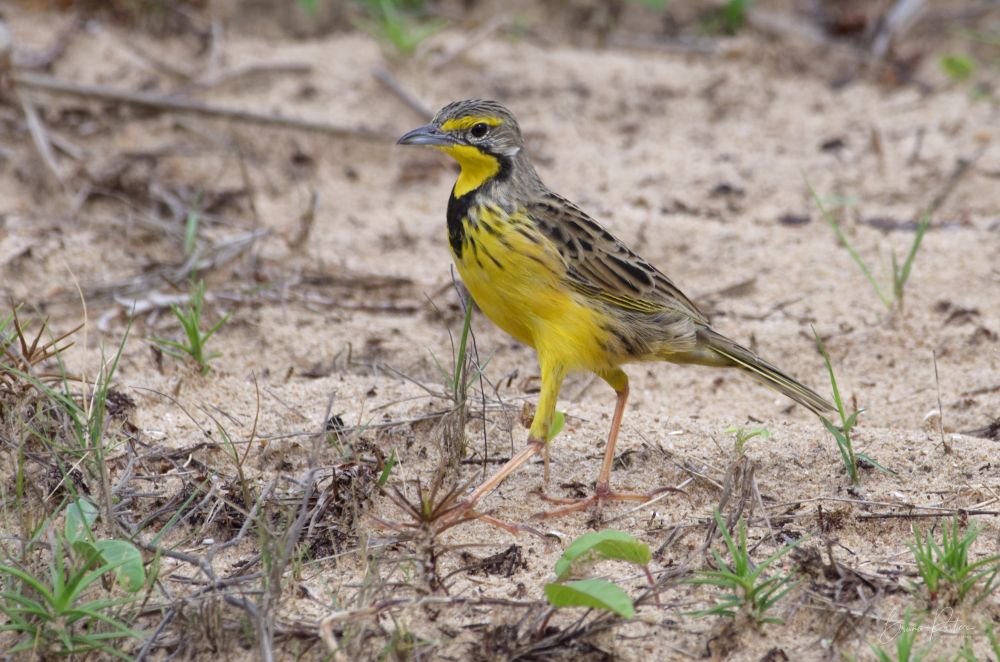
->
[397,99,833,528]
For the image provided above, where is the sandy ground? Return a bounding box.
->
[1,2,999,660]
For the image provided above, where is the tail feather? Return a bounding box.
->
[702,329,835,416]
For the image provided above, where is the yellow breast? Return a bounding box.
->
[451,205,614,372]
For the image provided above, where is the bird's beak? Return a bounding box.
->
[396,123,454,147]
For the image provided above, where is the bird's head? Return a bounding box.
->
[397,100,524,197]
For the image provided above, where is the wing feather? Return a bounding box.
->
[526,192,709,325]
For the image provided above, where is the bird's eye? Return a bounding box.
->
[470,122,489,138]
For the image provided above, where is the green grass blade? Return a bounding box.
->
[804,177,891,308]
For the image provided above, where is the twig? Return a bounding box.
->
[931,351,949,453]
[856,510,1000,520]
[288,189,318,250]
[17,93,64,185]
[770,496,1000,518]
[11,72,394,141]
[605,34,717,55]
[372,67,433,120]
[188,61,312,93]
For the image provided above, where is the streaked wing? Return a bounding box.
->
[526,191,710,325]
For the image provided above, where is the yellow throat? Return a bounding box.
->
[440,144,501,198]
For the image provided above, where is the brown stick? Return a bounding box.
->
[373,67,433,120]
[11,72,394,141]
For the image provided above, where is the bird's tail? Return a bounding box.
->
[701,329,835,417]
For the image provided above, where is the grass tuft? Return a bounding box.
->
[152,279,230,375]
[686,509,800,625]
[355,0,445,55]
[908,516,1000,606]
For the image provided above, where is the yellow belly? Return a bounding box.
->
[452,208,613,373]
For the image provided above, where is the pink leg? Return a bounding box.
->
[534,370,670,519]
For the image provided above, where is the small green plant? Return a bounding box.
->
[908,516,1000,606]
[701,0,753,34]
[806,179,930,312]
[813,329,860,483]
[940,54,976,82]
[725,426,769,456]
[377,449,398,487]
[429,295,480,408]
[0,500,147,658]
[686,509,800,625]
[153,279,229,374]
[355,0,444,55]
[451,295,474,407]
[813,328,892,484]
[380,471,472,534]
[543,530,653,619]
[63,499,146,592]
[869,608,933,662]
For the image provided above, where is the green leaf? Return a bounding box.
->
[856,452,897,475]
[64,499,99,543]
[843,408,863,431]
[544,578,635,618]
[92,540,145,592]
[378,450,397,487]
[941,55,975,82]
[184,208,200,257]
[554,530,650,580]
[548,410,566,440]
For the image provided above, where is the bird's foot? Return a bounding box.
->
[533,484,671,520]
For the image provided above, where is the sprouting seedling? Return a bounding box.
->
[544,530,654,619]
[700,0,753,34]
[429,294,491,408]
[940,54,976,82]
[686,509,800,625]
[725,426,769,457]
[813,327,893,484]
[805,177,930,312]
[378,450,398,487]
[908,516,1000,606]
[355,0,445,56]
[152,279,230,375]
[378,472,475,534]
